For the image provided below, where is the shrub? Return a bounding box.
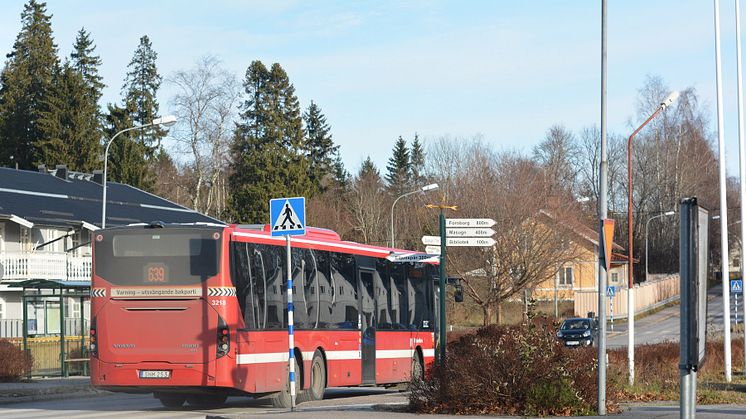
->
[410,316,613,416]
[0,339,33,382]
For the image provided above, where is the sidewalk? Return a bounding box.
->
[0,376,101,405]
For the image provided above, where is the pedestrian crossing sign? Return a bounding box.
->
[270,197,306,237]
[731,279,743,294]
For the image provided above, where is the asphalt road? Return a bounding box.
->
[607,284,729,348]
[0,387,417,419]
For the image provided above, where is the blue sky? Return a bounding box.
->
[1,0,744,175]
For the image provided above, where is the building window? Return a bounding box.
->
[558,266,573,286]
[20,227,31,251]
[611,272,619,283]
[72,301,81,318]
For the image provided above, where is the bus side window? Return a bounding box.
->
[262,244,285,329]
[303,249,320,329]
[407,266,432,330]
[390,262,408,330]
[331,252,358,329]
[315,251,333,329]
[375,259,392,330]
[230,241,252,328]
[251,244,268,330]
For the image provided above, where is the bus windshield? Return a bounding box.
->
[94,227,221,286]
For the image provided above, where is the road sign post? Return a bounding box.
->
[269,197,306,411]
[679,197,709,419]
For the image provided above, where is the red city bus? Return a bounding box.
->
[90,222,438,408]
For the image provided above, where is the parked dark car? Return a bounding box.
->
[557,317,597,347]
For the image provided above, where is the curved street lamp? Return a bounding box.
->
[626,90,678,385]
[645,210,676,282]
[101,115,178,228]
[390,183,439,248]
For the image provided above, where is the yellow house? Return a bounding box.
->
[533,212,629,301]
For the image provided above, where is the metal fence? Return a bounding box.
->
[0,318,89,338]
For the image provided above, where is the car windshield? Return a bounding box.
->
[561,319,590,330]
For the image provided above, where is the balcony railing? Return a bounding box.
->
[0,252,92,282]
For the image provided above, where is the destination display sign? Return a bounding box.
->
[386,252,440,263]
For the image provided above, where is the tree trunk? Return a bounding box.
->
[494,300,503,325]
[482,305,492,326]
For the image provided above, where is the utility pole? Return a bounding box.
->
[597,0,608,414]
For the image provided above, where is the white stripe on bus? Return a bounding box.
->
[235,348,436,365]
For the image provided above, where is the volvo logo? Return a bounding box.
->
[112,343,135,349]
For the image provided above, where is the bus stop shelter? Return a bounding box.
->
[9,279,90,377]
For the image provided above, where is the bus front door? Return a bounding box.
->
[359,269,376,384]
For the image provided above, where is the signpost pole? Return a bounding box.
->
[286,235,296,410]
[270,196,306,411]
[439,209,447,364]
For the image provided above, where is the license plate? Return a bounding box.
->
[566,341,580,346]
[139,370,170,379]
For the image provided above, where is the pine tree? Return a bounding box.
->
[0,0,59,169]
[359,156,380,179]
[228,61,312,223]
[122,35,164,157]
[70,27,105,105]
[385,136,411,195]
[410,133,425,185]
[304,100,339,192]
[37,61,100,171]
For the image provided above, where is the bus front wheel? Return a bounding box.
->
[271,356,302,408]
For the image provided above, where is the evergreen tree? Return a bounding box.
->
[359,156,380,179]
[37,61,100,171]
[410,133,425,184]
[331,149,349,187]
[385,136,411,195]
[104,103,152,190]
[122,35,164,157]
[70,27,105,104]
[303,100,339,192]
[228,60,312,223]
[0,0,59,168]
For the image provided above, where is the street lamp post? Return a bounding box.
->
[390,183,439,248]
[645,210,676,282]
[101,115,177,228]
[627,91,678,386]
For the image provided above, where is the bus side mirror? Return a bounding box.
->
[454,284,464,303]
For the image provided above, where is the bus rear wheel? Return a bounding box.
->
[271,356,301,408]
[300,350,326,402]
[186,394,227,408]
[154,392,185,408]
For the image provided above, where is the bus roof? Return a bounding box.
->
[229,223,438,264]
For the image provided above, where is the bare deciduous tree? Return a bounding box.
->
[168,55,240,218]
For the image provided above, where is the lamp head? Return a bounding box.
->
[152,115,177,127]
[421,183,439,192]
[664,210,675,216]
[660,91,680,110]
